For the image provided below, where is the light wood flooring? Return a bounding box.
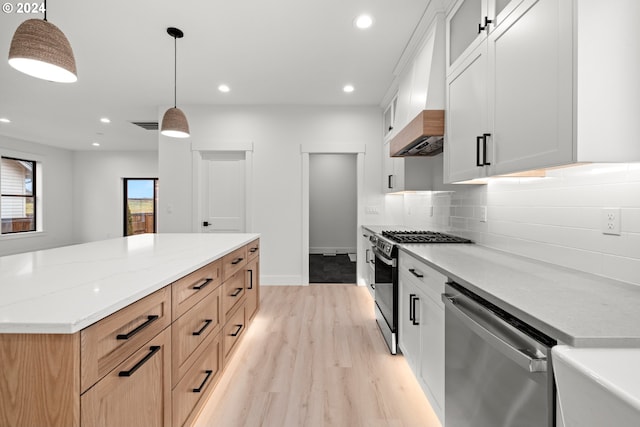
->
[193,285,442,427]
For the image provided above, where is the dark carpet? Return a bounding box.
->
[309,254,356,284]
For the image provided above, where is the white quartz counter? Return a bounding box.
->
[0,233,259,334]
[400,244,640,348]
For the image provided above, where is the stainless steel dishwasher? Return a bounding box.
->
[442,282,557,427]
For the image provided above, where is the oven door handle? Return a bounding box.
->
[442,294,547,373]
[372,248,395,267]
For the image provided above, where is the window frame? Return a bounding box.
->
[1,155,38,235]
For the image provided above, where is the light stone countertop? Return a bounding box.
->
[400,244,640,348]
[0,233,259,334]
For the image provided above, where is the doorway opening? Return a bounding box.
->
[123,178,158,236]
[308,154,357,284]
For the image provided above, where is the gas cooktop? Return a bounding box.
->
[381,230,473,244]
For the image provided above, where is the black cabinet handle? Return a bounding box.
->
[192,319,213,336]
[482,133,492,166]
[409,268,424,278]
[230,287,243,297]
[249,247,258,253]
[248,269,254,290]
[193,278,213,291]
[478,16,493,33]
[476,136,483,167]
[478,22,484,33]
[412,296,420,326]
[116,315,159,340]
[192,370,213,393]
[118,346,161,377]
[231,257,244,265]
[230,324,243,337]
[409,294,416,321]
[388,126,394,131]
[388,175,394,189]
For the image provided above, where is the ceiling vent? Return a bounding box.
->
[130,121,159,130]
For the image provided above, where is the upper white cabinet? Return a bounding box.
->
[382,95,398,139]
[445,0,640,183]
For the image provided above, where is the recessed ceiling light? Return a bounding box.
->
[218,84,230,93]
[343,84,355,93]
[0,118,10,123]
[354,14,374,29]
[100,117,111,123]
[92,142,100,147]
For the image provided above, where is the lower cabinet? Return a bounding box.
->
[81,328,172,427]
[0,238,261,427]
[398,252,445,424]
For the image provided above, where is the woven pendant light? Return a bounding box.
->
[161,27,190,139]
[8,1,77,83]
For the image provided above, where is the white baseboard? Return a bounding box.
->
[309,246,357,255]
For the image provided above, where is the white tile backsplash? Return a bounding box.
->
[395,163,640,286]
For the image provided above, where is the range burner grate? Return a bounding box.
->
[381,230,473,244]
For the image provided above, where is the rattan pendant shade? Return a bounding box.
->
[8,18,77,83]
[160,27,190,139]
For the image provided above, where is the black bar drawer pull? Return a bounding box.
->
[249,247,258,253]
[476,136,483,167]
[482,133,492,166]
[230,324,243,337]
[412,296,420,326]
[230,287,243,297]
[193,278,213,291]
[118,346,161,377]
[192,319,213,336]
[248,269,254,290]
[409,268,423,278]
[409,294,416,321]
[388,175,393,189]
[192,370,213,393]
[231,257,244,265]
[116,315,159,340]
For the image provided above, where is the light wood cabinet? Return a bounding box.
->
[172,285,222,385]
[398,252,446,425]
[0,240,260,427]
[81,286,172,393]
[245,257,260,321]
[172,329,222,427]
[81,328,171,427]
[222,245,248,281]
[223,303,246,364]
[172,259,222,321]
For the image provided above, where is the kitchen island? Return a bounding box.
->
[0,233,260,427]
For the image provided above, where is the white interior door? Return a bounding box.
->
[201,152,245,233]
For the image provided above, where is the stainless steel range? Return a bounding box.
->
[371,230,472,354]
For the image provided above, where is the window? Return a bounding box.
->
[123,178,158,236]
[1,156,37,234]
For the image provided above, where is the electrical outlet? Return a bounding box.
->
[479,206,487,223]
[602,208,621,235]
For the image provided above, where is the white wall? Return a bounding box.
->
[73,151,158,243]
[396,163,640,287]
[309,154,357,254]
[0,135,74,256]
[159,105,383,285]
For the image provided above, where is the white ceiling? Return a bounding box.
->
[0,0,434,151]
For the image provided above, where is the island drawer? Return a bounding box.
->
[222,270,246,320]
[172,285,222,386]
[246,238,260,262]
[223,303,246,364]
[81,327,171,427]
[172,259,222,321]
[172,330,222,427]
[81,287,171,393]
[222,246,248,281]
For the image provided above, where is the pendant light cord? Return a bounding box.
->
[173,36,177,108]
[43,0,47,20]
